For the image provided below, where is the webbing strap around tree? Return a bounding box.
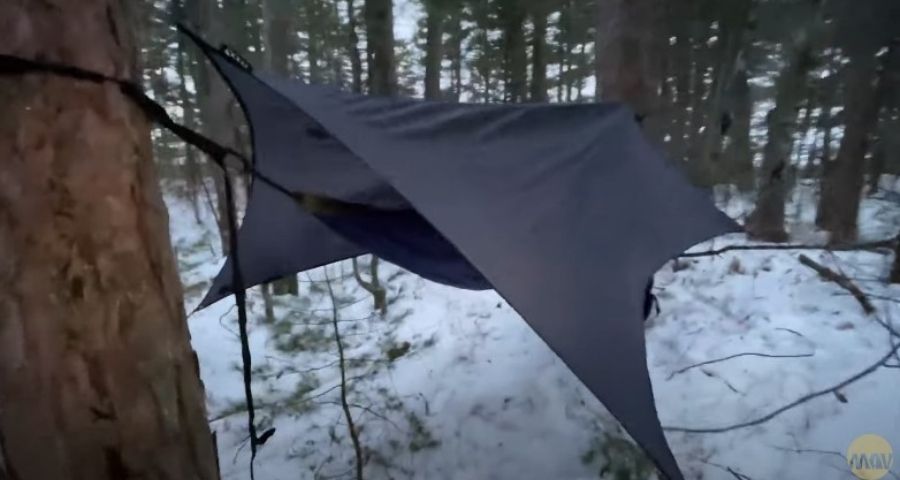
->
[0,52,266,479]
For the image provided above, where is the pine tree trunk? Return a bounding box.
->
[723,59,754,190]
[346,0,364,93]
[817,45,893,244]
[173,10,203,220]
[666,10,693,165]
[262,0,292,77]
[424,0,445,100]
[360,0,393,308]
[447,5,464,101]
[529,6,549,102]
[891,235,900,284]
[746,5,826,241]
[262,0,300,296]
[0,2,219,479]
[365,0,396,95]
[595,0,666,143]
[501,1,527,103]
[694,0,752,188]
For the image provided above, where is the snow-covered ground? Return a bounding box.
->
[165,180,900,480]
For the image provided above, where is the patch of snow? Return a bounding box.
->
[165,179,900,480]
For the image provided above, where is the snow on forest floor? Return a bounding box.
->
[164,180,900,480]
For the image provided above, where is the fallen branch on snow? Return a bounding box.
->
[798,255,876,314]
[666,352,814,380]
[679,237,895,259]
[662,342,900,434]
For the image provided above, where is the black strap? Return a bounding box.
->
[0,53,265,477]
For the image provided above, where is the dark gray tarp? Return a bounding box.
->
[187,30,741,480]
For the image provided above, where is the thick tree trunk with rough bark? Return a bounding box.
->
[0,2,219,479]
[595,0,666,144]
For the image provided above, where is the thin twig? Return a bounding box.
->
[679,237,895,258]
[663,342,900,433]
[324,268,365,480]
[316,401,405,432]
[667,352,814,380]
[773,445,900,480]
[700,460,755,480]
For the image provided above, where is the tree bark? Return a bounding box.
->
[172,0,203,220]
[262,0,293,77]
[424,0,445,100]
[746,4,826,241]
[529,5,549,102]
[694,0,752,188]
[500,0,527,103]
[364,0,396,95]
[595,0,666,143]
[346,0,365,93]
[446,3,464,101]
[0,2,219,479]
[817,44,894,243]
[723,55,754,191]
[262,0,300,295]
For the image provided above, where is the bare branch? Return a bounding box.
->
[798,255,875,314]
[324,268,365,480]
[663,343,900,434]
[667,352,814,380]
[679,237,895,259]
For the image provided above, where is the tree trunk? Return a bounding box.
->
[666,7,693,165]
[364,0,396,95]
[352,257,387,316]
[0,2,219,479]
[529,6,549,102]
[745,5,826,241]
[262,0,300,295]
[446,4,464,101]
[261,284,276,324]
[262,0,293,77]
[500,0,527,103]
[346,0,364,93]
[306,2,324,84]
[723,55,754,191]
[694,0,752,188]
[595,0,666,143]
[360,0,393,306]
[173,2,203,221]
[817,45,894,244]
[188,0,235,256]
[424,0,445,100]
[559,2,571,103]
[891,234,900,284]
